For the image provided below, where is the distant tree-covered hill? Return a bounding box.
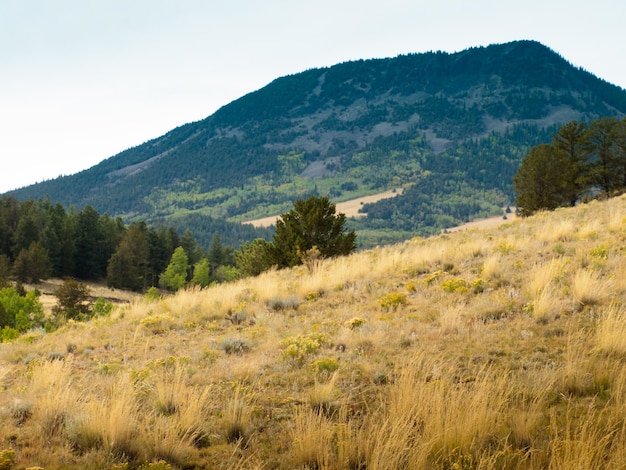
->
[7,40,626,248]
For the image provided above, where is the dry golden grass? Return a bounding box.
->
[1,194,626,469]
[570,268,614,308]
[538,216,576,243]
[597,306,626,356]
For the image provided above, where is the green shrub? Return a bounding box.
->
[498,242,515,254]
[0,326,19,343]
[144,286,161,301]
[93,297,113,317]
[53,278,92,321]
[0,287,44,332]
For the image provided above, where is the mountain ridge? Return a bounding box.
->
[7,40,626,247]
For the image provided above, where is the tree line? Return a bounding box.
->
[513,117,626,215]
[0,196,236,291]
[0,194,356,291]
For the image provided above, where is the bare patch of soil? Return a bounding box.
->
[26,279,141,315]
[443,209,518,233]
[244,188,404,227]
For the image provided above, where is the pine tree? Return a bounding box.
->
[588,117,622,195]
[552,120,593,205]
[271,196,356,268]
[106,225,150,291]
[513,144,570,216]
[12,242,50,283]
[235,239,275,277]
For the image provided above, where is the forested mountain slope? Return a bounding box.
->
[8,40,626,247]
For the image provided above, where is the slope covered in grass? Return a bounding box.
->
[1,195,626,469]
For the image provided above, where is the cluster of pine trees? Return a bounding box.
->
[0,196,235,292]
[514,117,626,215]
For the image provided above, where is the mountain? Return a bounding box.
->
[7,40,626,247]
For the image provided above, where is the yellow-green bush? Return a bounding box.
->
[311,357,339,374]
[280,333,326,364]
[344,317,368,329]
[442,277,469,293]
[424,270,444,285]
[140,313,175,334]
[378,292,408,311]
[589,244,609,260]
[0,449,15,470]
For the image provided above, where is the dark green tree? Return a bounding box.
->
[12,242,50,283]
[180,229,204,267]
[0,196,19,258]
[12,214,40,258]
[0,255,11,282]
[617,117,626,188]
[588,117,623,195]
[271,196,356,268]
[207,235,234,275]
[207,235,225,272]
[41,203,75,277]
[99,214,126,271]
[146,226,173,287]
[106,224,150,291]
[53,278,92,321]
[513,144,571,216]
[163,227,181,255]
[552,120,593,205]
[73,206,106,279]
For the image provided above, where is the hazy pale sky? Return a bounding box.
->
[1,0,624,193]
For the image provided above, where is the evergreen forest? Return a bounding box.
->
[0,196,249,293]
[6,40,626,248]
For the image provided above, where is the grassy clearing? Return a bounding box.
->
[1,195,626,468]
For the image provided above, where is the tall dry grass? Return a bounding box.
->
[570,268,614,308]
[1,195,626,468]
[596,306,626,356]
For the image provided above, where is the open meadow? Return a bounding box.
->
[1,195,626,469]
[244,188,404,228]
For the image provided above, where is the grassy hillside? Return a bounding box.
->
[1,195,626,469]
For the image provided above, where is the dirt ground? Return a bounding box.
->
[443,209,518,233]
[26,279,141,315]
[244,188,404,227]
[243,188,515,233]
